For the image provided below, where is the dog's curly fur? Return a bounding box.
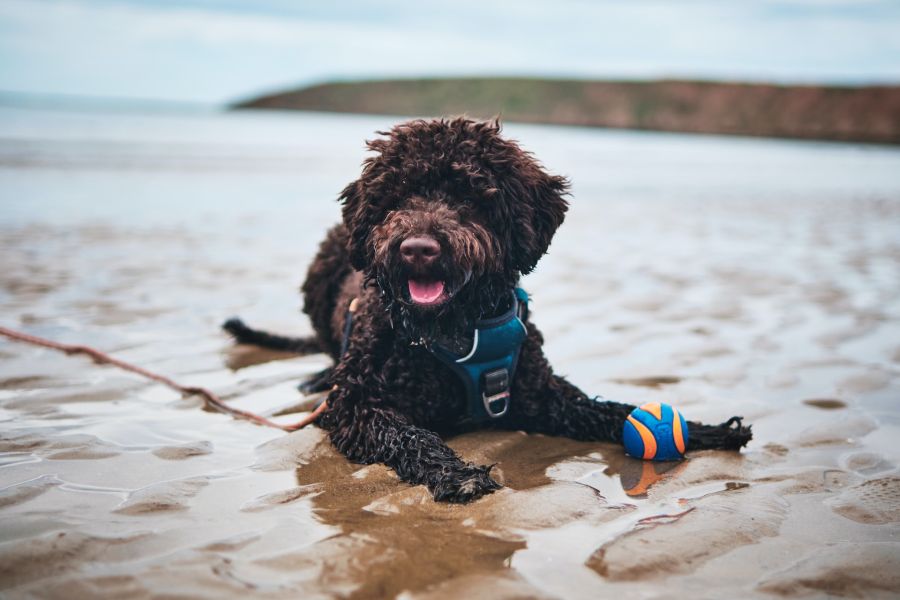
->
[225,117,752,503]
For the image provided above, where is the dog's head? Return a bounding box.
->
[340,118,568,337]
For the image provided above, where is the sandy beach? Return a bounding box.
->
[1,106,899,599]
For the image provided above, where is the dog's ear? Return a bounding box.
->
[474,119,569,275]
[498,167,569,275]
[339,178,374,271]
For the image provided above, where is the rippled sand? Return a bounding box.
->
[1,107,899,598]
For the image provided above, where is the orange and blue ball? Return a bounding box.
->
[622,402,689,461]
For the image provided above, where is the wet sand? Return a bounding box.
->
[1,106,899,598]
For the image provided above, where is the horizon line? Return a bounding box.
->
[4,74,900,113]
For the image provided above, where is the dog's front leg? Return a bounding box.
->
[509,366,636,443]
[316,297,501,502]
[321,399,501,502]
[510,371,752,450]
[506,325,752,450]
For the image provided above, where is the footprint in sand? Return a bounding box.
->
[826,477,900,524]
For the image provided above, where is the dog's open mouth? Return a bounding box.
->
[407,278,447,306]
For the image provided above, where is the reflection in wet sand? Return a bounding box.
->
[612,458,686,498]
[288,432,631,598]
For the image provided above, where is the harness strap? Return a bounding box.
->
[429,288,529,423]
[338,289,530,424]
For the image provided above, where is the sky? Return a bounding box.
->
[1,0,899,105]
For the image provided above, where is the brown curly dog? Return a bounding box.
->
[224,117,751,503]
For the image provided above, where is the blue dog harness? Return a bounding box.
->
[339,288,529,423]
[428,288,529,423]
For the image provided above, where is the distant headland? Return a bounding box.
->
[233,77,900,144]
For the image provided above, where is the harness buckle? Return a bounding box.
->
[482,390,509,417]
[482,368,510,418]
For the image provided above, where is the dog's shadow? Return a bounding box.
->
[222,343,300,371]
[292,429,642,598]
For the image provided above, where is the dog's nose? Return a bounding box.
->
[400,236,441,266]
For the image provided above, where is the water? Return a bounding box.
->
[3,105,899,229]
[1,105,899,598]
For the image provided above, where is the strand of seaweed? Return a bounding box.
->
[0,325,327,432]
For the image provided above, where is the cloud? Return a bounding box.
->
[0,0,898,103]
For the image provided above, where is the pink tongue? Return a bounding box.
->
[408,279,445,303]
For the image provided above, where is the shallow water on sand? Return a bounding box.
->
[1,106,899,598]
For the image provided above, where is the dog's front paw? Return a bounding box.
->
[431,464,502,503]
[688,416,753,451]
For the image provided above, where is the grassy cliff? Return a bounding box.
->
[234,78,900,144]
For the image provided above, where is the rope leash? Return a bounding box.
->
[0,326,327,432]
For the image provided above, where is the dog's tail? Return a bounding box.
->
[222,317,322,355]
